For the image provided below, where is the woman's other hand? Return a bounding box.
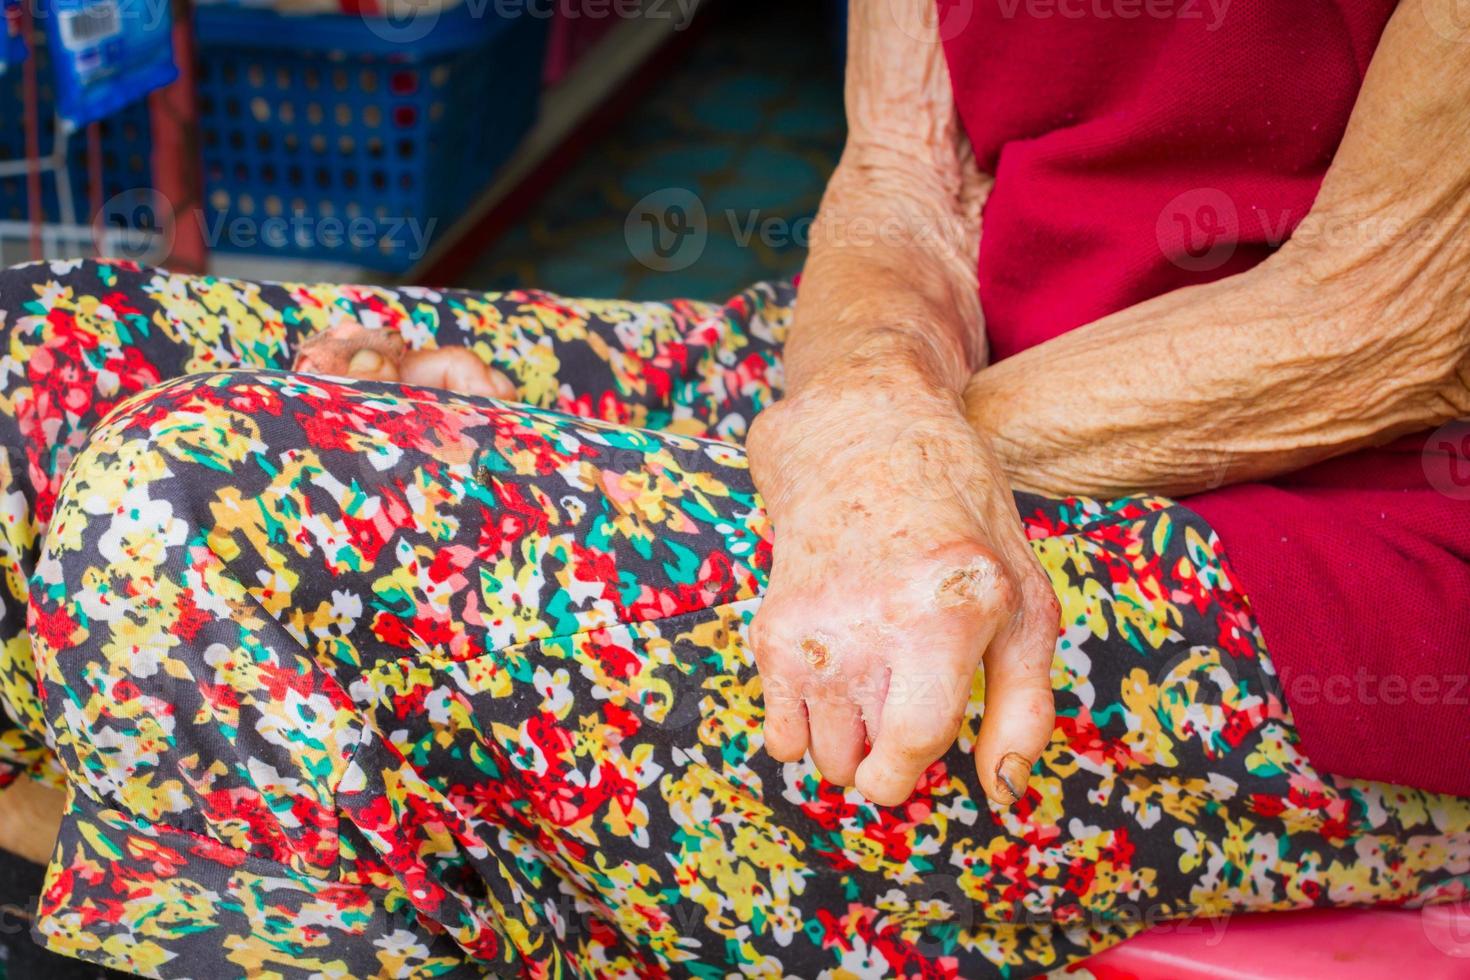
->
[293,321,516,399]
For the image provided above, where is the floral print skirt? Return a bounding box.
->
[1,259,1467,979]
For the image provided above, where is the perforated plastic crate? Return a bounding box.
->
[194,2,550,270]
[0,4,546,269]
[0,30,152,228]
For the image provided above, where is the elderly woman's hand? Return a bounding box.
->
[734,0,1060,807]
[293,320,517,399]
[746,353,1058,807]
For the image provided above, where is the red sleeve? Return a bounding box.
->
[1186,432,1470,796]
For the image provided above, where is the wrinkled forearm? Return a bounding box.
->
[963,0,1470,497]
[788,156,987,395]
[966,253,1469,497]
[784,0,988,397]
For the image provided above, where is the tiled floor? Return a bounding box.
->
[457,0,846,301]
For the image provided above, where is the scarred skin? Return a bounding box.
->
[746,375,1058,807]
[743,0,1058,808]
[8,0,1470,855]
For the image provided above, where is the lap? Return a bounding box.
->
[0,258,790,789]
[28,370,1470,978]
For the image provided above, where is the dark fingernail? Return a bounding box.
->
[994,752,1032,806]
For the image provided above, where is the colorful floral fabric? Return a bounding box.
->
[3,260,1468,979]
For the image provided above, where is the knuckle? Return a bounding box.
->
[747,614,772,653]
[1017,688,1058,737]
[749,616,796,670]
[749,601,791,647]
[890,722,954,762]
[1018,675,1056,709]
[745,403,790,457]
[763,672,806,705]
[997,669,1057,726]
[763,711,798,737]
[991,566,1020,613]
[752,647,787,690]
[933,549,1016,616]
[1030,576,1061,629]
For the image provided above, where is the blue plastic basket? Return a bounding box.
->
[0,30,152,227]
[193,2,550,270]
[1,3,547,268]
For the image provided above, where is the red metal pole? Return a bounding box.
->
[148,0,207,273]
[87,123,103,220]
[19,0,43,260]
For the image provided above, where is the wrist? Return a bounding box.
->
[785,322,973,402]
[749,367,971,514]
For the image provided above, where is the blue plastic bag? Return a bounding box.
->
[2,0,27,76]
[46,0,177,127]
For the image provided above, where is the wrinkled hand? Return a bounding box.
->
[746,370,1058,807]
[293,321,517,399]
